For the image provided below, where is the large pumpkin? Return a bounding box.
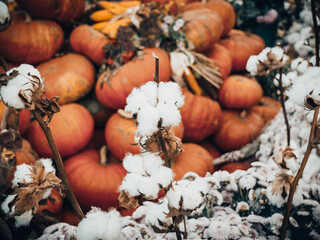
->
[199,140,221,159]
[184,0,236,36]
[218,75,263,109]
[251,96,281,123]
[0,12,64,64]
[172,143,213,180]
[212,109,264,152]
[64,149,127,211]
[182,8,223,52]
[16,0,85,22]
[70,25,110,65]
[95,48,172,109]
[180,89,222,142]
[37,53,95,105]
[26,103,94,158]
[218,29,265,72]
[205,43,232,79]
[105,112,184,160]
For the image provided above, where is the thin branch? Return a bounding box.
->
[153,53,159,83]
[311,0,319,66]
[280,107,319,240]
[32,111,84,220]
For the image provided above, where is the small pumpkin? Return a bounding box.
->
[251,96,281,123]
[16,0,85,22]
[212,109,265,152]
[64,149,127,211]
[105,112,184,160]
[184,0,236,36]
[70,25,110,65]
[95,48,171,109]
[180,89,222,142]
[205,43,232,79]
[26,103,94,158]
[218,29,265,72]
[0,12,64,64]
[172,143,214,180]
[199,140,221,159]
[182,8,223,52]
[218,75,263,109]
[37,53,95,105]
[220,162,250,173]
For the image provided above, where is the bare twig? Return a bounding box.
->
[32,111,84,220]
[153,53,159,83]
[311,0,319,67]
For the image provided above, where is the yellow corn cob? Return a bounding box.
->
[90,9,114,22]
[101,18,131,38]
[92,21,110,30]
[97,1,119,9]
[118,1,140,8]
[183,68,202,95]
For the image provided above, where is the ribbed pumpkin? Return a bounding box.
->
[184,0,236,36]
[251,96,281,123]
[180,89,222,142]
[218,29,265,72]
[0,13,64,64]
[64,149,127,211]
[16,0,85,22]
[199,140,221,159]
[182,8,223,52]
[95,48,171,109]
[218,75,263,109]
[37,53,95,105]
[205,43,232,79]
[212,109,264,152]
[172,143,213,180]
[105,112,184,160]
[70,25,110,65]
[26,103,94,158]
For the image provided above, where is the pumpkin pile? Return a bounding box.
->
[0,0,282,224]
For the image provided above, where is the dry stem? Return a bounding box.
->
[32,111,84,220]
[279,107,319,239]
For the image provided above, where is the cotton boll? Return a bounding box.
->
[139,81,158,107]
[294,40,314,57]
[1,84,28,109]
[12,163,32,187]
[136,106,160,136]
[0,2,9,24]
[309,83,320,102]
[7,64,42,80]
[156,102,181,127]
[266,186,286,208]
[286,82,306,106]
[119,173,144,197]
[123,154,145,174]
[189,177,209,195]
[125,88,151,114]
[270,46,286,62]
[181,188,203,210]
[258,48,271,62]
[150,166,173,188]
[158,82,184,108]
[246,56,259,75]
[137,177,160,199]
[1,194,16,214]
[40,158,56,174]
[14,210,33,227]
[286,32,300,44]
[77,208,121,240]
[145,199,172,230]
[142,152,163,175]
[166,182,185,209]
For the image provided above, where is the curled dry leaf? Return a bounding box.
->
[35,96,60,124]
[118,190,139,210]
[271,172,294,199]
[273,146,297,169]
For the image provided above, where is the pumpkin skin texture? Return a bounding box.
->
[220,162,249,173]
[199,140,221,159]
[184,0,236,36]
[205,43,232,79]
[218,29,265,72]
[16,0,85,22]
[182,9,223,52]
[212,110,265,152]
[0,13,64,65]
[180,89,222,142]
[37,53,95,105]
[218,75,263,109]
[95,48,172,110]
[105,112,184,160]
[251,96,281,123]
[26,103,94,158]
[70,25,110,65]
[172,143,213,180]
[64,149,127,211]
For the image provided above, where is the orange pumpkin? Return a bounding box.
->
[218,75,263,109]
[64,149,127,211]
[218,29,265,72]
[105,112,184,160]
[70,25,110,65]
[182,8,223,52]
[26,103,94,158]
[212,109,265,152]
[220,162,250,173]
[180,89,222,142]
[16,0,85,22]
[38,189,63,214]
[172,143,213,180]
[184,0,235,36]
[199,140,221,159]
[59,205,80,226]
[205,43,232,79]
[0,12,64,64]
[251,96,281,123]
[95,48,171,109]
[37,53,95,105]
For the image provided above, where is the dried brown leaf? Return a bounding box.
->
[118,191,139,209]
[271,172,294,199]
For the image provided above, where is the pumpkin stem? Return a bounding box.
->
[21,11,32,23]
[239,110,247,120]
[117,109,133,119]
[99,145,108,166]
